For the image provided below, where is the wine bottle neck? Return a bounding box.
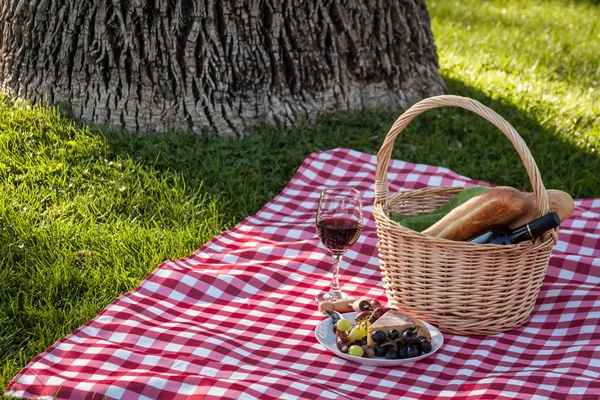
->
[527,211,561,238]
[510,225,533,242]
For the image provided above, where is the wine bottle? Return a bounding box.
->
[469,211,560,245]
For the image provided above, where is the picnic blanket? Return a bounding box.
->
[6,148,600,399]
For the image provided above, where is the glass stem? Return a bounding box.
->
[331,253,342,291]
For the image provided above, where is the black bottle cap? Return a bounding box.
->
[528,211,561,238]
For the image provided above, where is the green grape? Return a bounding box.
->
[336,319,352,332]
[348,326,363,342]
[348,345,364,357]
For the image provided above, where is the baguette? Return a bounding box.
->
[422,186,527,241]
[507,189,575,229]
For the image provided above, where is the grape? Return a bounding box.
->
[355,310,371,323]
[352,340,363,346]
[361,336,368,345]
[358,300,371,311]
[336,319,352,332]
[372,309,383,321]
[369,299,382,310]
[397,344,407,359]
[373,307,393,320]
[336,336,350,353]
[385,349,398,359]
[348,324,367,342]
[362,345,375,358]
[388,329,400,340]
[419,338,433,354]
[336,329,349,353]
[406,344,421,358]
[371,330,387,345]
[403,329,417,345]
[348,326,363,342]
[374,345,387,357]
[348,345,364,357]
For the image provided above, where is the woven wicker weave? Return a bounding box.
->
[374,95,559,335]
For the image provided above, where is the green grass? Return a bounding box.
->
[1,0,599,392]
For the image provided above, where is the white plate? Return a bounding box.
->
[315,311,444,366]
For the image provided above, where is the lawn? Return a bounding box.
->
[1,0,599,392]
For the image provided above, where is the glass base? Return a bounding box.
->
[315,288,355,303]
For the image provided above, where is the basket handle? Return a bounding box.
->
[375,95,550,217]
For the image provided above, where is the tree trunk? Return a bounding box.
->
[0,0,445,137]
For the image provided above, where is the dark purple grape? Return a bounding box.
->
[352,340,363,346]
[403,329,417,345]
[406,344,421,358]
[355,310,371,323]
[385,349,398,359]
[388,329,400,340]
[371,330,387,345]
[337,337,350,353]
[369,299,382,310]
[397,345,407,359]
[419,338,433,354]
[373,307,392,320]
[336,330,349,353]
[374,346,387,357]
[358,300,371,311]
[361,336,368,345]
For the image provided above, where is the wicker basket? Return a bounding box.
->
[373,95,559,336]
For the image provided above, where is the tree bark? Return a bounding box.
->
[0,0,445,137]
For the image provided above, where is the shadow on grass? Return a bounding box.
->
[96,75,598,227]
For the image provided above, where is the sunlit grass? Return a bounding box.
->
[429,0,599,151]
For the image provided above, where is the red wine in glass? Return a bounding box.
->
[317,217,361,253]
[315,187,363,303]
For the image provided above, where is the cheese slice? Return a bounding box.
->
[367,310,431,347]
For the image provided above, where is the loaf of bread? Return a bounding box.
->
[507,189,575,229]
[422,186,527,241]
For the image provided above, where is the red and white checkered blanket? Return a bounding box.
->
[6,149,600,399]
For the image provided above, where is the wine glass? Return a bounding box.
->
[315,187,363,303]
